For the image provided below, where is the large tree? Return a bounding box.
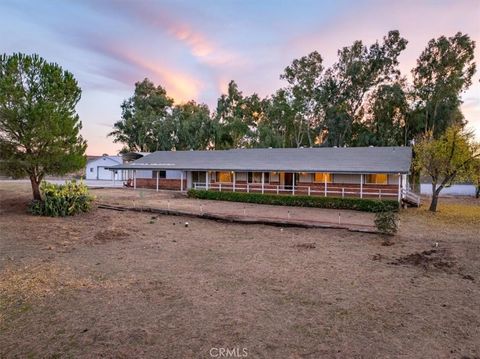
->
[256,89,297,148]
[0,53,87,200]
[214,81,261,149]
[281,51,324,147]
[412,32,476,137]
[170,101,214,150]
[415,126,479,212]
[320,30,408,146]
[109,78,174,152]
[352,81,408,146]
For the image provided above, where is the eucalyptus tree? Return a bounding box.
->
[170,100,214,150]
[0,53,87,200]
[320,30,408,146]
[412,32,476,137]
[214,81,261,149]
[257,89,297,148]
[109,78,175,152]
[353,81,409,146]
[281,51,324,147]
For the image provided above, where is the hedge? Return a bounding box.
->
[187,189,398,213]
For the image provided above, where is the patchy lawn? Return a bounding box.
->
[0,182,479,358]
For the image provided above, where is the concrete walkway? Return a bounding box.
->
[92,188,377,233]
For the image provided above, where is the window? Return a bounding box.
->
[314,172,332,183]
[216,171,232,183]
[90,168,94,173]
[152,171,166,179]
[366,174,388,184]
[248,172,269,183]
[192,171,206,183]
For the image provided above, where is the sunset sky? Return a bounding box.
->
[1,0,479,155]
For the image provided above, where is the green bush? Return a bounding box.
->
[374,204,398,235]
[187,189,398,213]
[29,180,94,217]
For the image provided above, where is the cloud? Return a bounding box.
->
[82,38,202,102]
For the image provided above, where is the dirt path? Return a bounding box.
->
[93,187,377,230]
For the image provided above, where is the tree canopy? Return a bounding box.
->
[109,31,476,161]
[414,126,479,211]
[0,53,87,200]
[412,32,476,138]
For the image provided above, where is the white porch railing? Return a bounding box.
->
[401,188,421,206]
[193,182,399,200]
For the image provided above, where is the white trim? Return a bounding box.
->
[360,174,363,199]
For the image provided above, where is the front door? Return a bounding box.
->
[284,172,293,189]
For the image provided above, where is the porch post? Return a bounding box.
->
[292,173,295,196]
[156,171,159,192]
[133,170,137,190]
[360,174,363,199]
[180,171,184,192]
[261,172,265,194]
[324,176,327,197]
[206,171,209,190]
[233,172,236,192]
[397,173,401,202]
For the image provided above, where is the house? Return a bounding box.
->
[85,155,123,180]
[107,146,418,205]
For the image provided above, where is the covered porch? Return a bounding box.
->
[189,170,409,202]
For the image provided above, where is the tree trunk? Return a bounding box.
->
[476,185,479,199]
[30,175,42,201]
[429,192,439,212]
[429,182,439,212]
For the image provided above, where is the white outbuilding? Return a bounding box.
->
[85,156,123,180]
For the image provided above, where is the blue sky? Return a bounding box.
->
[1,0,479,154]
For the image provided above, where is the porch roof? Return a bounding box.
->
[107,146,412,174]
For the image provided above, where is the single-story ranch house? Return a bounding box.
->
[107,146,419,205]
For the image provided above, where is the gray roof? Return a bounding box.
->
[108,147,412,174]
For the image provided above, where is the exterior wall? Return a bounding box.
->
[86,157,122,180]
[136,170,154,179]
[420,183,476,197]
[187,171,193,189]
[387,174,399,185]
[299,173,312,183]
[166,170,183,179]
[270,172,279,182]
[332,174,360,184]
[236,172,248,181]
[128,178,186,190]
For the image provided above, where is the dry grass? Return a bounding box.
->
[425,203,480,224]
[0,181,479,358]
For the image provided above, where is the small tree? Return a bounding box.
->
[0,53,87,200]
[468,158,480,199]
[374,210,398,236]
[415,126,479,212]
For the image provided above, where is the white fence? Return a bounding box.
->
[193,182,399,200]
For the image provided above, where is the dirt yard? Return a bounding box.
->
[1,182,479,358]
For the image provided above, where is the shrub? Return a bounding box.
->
[374,209,398,235]
[28,180,94,217]
[187,189,398,213]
